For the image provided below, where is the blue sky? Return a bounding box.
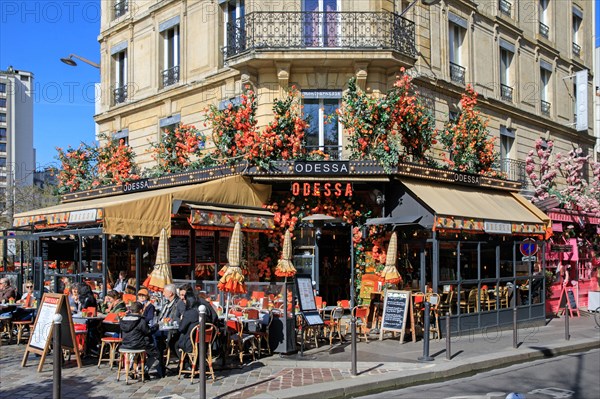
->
[0,0,100,168]
[1,1,599,169]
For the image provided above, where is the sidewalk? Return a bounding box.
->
[0,314,598,399]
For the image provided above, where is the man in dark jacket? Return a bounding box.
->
[120,301,163,379]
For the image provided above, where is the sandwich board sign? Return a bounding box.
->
[21,293,81,371]
[379,290,414,343]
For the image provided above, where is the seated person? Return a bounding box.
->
[0,277,17,304]
[12,281,36,321]
[137,288,156,325]
[177,291,199,355]
[120,301,163,379]
[152,284,181,373]
[104,290,127,314]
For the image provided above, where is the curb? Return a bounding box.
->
[249,339,600,399]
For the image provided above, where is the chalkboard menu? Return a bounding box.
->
[41,241,49,261]
[195,236,215,263]
[380,290,410,337]
[567,288,578,310]
[169,236,190,264]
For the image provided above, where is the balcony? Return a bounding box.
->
[161,65,180,88]
[498,158,529,189]
[539,22,549,39]
[305,145,343,160]
[113,85,127,105]
[500,84,513,102]
[223,11,416,64]
[572,42,581,58]
[114,0,128,19]
[499,0,512,17]
[449,62,465,85]
[540,100,551,116]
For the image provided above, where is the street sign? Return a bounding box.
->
[7,238,16,256]
[520,240,538,257]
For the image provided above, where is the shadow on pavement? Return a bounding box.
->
[0,375,111,399]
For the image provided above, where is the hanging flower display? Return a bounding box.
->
[204,86,307,169]
[147,124,207,175]
[95,133,139,187]
[338,69,436,171]
[439,85,499,176]
[55,143,96,194]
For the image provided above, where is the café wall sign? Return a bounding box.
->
[453,172,480,186]
[291,182,353,197]
[293,161,350,175]
[122,178,150,193]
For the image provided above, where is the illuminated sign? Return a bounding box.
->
[291,182,353,197]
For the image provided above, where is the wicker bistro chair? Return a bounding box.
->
[178,323,218,383]
[226,318,257,363]
[98,337,123,369]
[323,306,344,346]
[12,320,32,345]
[460,289,479,313]
[252,310,274,356]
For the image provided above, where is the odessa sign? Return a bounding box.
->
[293,161,349,175]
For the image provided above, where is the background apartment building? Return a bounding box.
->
[95,0,595,192]
[0,66,35,224]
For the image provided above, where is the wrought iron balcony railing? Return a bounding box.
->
[161,65,180,88]
[500,84,513,102]
[499,0,512,17]
[572,42,581,58]
[539,22,549,39]
[305,145,343,160]
[449,62,465,85]
[498,158,528,188]
[114,0,128,19]
[540,100,551,116]
[113,85,127,105]
[223,11,416,60]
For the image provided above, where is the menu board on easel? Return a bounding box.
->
[21,293,81,372]
[558,285,580,317]
[295,274,323,326]
[379,290,412,344]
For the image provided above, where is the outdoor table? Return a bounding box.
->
[158,324,179,332]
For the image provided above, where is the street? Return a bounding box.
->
[356,349,600,399]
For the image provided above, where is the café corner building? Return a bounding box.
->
[6,160,552,336]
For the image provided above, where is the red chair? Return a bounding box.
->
[226,319,257,363]
[251,291,265,300]
[315,296,325,308]
[337,299,350,310]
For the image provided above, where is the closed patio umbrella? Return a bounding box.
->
[275,230,296,278]
[218,222,246,294]
[378,232,402,285]
[145,228,173,291]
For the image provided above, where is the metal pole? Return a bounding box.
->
[198,305,206,399]
[418,302,434,361]
[513,306,518,348]
[350,224,357,376]
[53,314,63,399]
[564,308,570,341]
[445,312,451,361]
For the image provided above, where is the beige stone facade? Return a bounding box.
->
[95,0,595,190]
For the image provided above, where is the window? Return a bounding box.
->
[0,83,5,93]
[161,23,180,87]
[112,49,127,105]
[0,128,5,140]
[500,127,514,162]
[0,143,5,152]
[0,157,6,167]
[499,0,512,17]
[159,115,181,139]
[0,98,5,108]
[302,92,342,159]
[572,10,582,57]
[540,65,551,115]
[224,0,246,56]
[114,0,128,19]
[113,129,129,146]
[448,19,466,85]
[0,113,6,123]
[303,0,339,47]
[499,45,514,101]
[539,0,549,38]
